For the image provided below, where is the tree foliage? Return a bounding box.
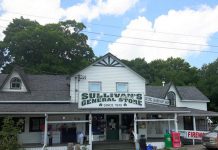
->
[197,59,218,111]
[122,57,199,86]
[0,117,23,150]
[0,41,10,69]
[2,17,94,74]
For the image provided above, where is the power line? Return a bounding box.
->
[0,11,217,39]
[1,23,218,54]
[89,38,218,54]
[1,22,218,49]
[5,11,59,20]
[83,31,218,48]
[85,23,214,39]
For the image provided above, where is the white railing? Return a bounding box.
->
[24,145,90,150]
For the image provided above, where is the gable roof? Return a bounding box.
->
[72,53,146,82]
[176,86,209,101]
[146,84,209,102]
[0,74,70,102]
[0,66,31,92]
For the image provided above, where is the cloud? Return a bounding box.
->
[139,8,146,13]
[65,0,138,22]
[88,32,103,48]
[0,0,65,40]
[108,5,218,62]
[0,0,138,40]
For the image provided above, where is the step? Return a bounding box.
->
[93,141,135,150]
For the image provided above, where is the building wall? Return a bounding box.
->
[167,85,207,111]
[178,102,207,111]
[2,71,27,92]
[16,115,43,144]
[17,114,87,144]
[70,66,145,103]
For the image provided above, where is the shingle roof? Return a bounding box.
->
[0,103,189,114]
[176,86,209,101]
[146,85,209,101]
[0,102,217,116]
[178,107,218,116]
[0,74,70,101]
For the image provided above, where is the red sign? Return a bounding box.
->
[179,130,208,140]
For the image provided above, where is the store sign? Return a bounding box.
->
[79,92,145,108]
[144,96,169,105]
[179,130,208,140]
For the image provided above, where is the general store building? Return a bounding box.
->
[0,53,217,150]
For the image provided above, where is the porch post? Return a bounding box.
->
[192,116,196,145]
[89,114,92,150]
[168,115,171,132]
[43,113,48,149]
[174,113,178,132]
[134,113,137,143]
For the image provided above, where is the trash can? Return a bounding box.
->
[164,132,172,149]
[139,135,147,150]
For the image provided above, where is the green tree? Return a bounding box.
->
[122,58,152,83]
[0,41,10,69]
[2,17,94,74]
[123,57,199,86]
[148,57,199,85]
[0,117,23,150]
[197,59,218,111]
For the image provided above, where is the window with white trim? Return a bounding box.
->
[116,82,128,92]
[89,82,101,92]
[167,91,176,106]
[10,77,22,89]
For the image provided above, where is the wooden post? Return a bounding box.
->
[193,116,196,145]
[174,113,178,132]
[43,113,48,150]
[89,114,92,150]
[134,113,137,143]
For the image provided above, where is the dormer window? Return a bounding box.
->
[10,77,22,89]
[167,91,176,106]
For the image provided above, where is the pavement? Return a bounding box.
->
[162,145,206,150]
[183,145,206,150]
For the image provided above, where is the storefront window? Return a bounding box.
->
[183,116,193,130]
[116,82,128,92]
[196,118,207,131]
[29,117,44,132]
[89,82,101,92]
[86,114,105,135]
[121,114,133,134]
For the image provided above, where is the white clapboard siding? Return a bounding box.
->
[71,66,145,102]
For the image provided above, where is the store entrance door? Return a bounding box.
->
[106,115,119,140]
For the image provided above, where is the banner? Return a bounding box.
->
[79,92,145,108]
[144,96,169,105]
[179,130,208,140]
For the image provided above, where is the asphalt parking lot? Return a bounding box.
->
[184,145,206,150]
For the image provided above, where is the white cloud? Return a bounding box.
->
[139,8,146,13]
[0,0,138,40]
[65,0,138,22]
[109,6,218,62]
[0,0,65,40]
[88,32,103,48]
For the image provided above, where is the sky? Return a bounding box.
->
[1,0,218,68]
